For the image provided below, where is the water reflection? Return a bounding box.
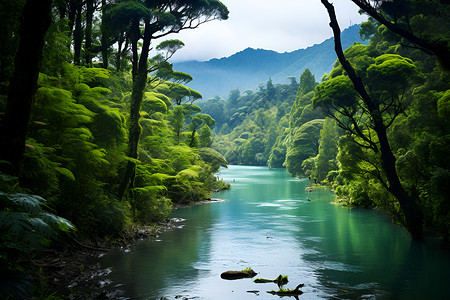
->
[101,166,450,299]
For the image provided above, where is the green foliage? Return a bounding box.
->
[313,20,450,237]
[0,180,74,299]
[103,1,150,33]
[41,18,72,76]
[313,75,358,111]
[143,92,169,114]
[366,54,422,93]
[0,188,75,299]
[210,78,298,166]
[289,69,317,128]
[285,119,324,177]
[163,82,202,105]
[153,62,193,86]
[0,7,232,296]
[156,40,185,56]
[168,146,199,173]
[314,118,339,181]
[130,181,172,223]
[437,90,450,122]
[298,69,317,97]
[200,125,212,148]
[0,192,74,252]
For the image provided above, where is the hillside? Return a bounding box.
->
[174,24,365,100]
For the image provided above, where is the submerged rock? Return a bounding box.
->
[220,268,257,280]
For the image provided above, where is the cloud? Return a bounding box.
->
[153,0,367,62]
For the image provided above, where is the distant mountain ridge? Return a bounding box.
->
[173,24,366,100]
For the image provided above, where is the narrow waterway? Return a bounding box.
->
[102,166,450,299]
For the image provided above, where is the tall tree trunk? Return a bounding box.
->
[115,31,127,72]
[68,0,78,38]
[118,23,152,200]
[0,0,52,176]
[321,0,423,239]
[129,19,140,79]
[73,5,83,65]
[101,0,109,69]
[85,0,94,67]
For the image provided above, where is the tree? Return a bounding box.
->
[172,106,185,144]
[289,69,317,128]
[350,0,450,70]
[298,69,317,97]
[84,0,95,67]
[315,117,339,181]
[266,78,276,100]
[319,0,424,238]
[198,147,227,173]
[116,0,228,200]
[199,98,226,129]
[240,141,255,165]
[72,0,83,65]
[284,119,324,177]
[189,113,215,148]
[200,124,212,147]
[0,0,52,176]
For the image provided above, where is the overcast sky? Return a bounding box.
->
[160,0,367,62]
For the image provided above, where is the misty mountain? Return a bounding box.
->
[173,24,366,100]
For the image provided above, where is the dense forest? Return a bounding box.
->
[203,1,450,241]
[0,0,230,298]
[0,0,449,298]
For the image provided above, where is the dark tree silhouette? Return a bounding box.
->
[0,0,52,176]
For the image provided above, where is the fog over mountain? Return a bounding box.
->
[173,24,365,100]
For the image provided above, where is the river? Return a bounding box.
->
[101,165,450,299]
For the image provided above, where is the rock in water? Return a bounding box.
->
[220,269,257,280]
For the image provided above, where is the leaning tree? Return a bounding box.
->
[318,0,424,238]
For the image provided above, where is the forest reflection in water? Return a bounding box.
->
[102,165,450,299]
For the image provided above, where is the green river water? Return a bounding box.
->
[101,165,450,299]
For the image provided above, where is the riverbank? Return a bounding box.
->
[27,222,165,299]
[26,198,226,299]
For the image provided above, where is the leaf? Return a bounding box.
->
[132,185,167,195]
[176,169,199,179]
[0,212,29,234]
[39,212,75,232]
[28,217,54,237]
[1,192,45,215]
[55,167,76,181]
[150,173,174,183]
